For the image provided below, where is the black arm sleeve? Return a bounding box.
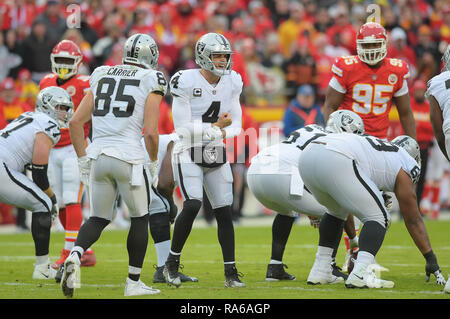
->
[31,163,50,191]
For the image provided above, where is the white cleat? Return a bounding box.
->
[444,275,450,294]
[124,278,160,296]
[32,262,57,280]
[61,254,81,298]
[345,266,394,289]
[307,264,345,285]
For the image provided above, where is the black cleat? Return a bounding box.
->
[331,262,348,280]
[163,258,181,288]
[224,265,246,288]
[55,263,64,283]
[265,263,296,281]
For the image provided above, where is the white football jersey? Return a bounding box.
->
[0,112,60,171]
[141,133,179,173]
[250,124,329,173]
[170,68,243,151]
[316,133,420,191]
[426,71,450,133]
[87,64,168,163]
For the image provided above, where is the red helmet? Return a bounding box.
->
[356,22,387,65]
[51,40,82,80]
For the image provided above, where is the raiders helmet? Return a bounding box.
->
[326,110,365,135]
[122,33,159,69]
[36,86,74,128]
[391,135,421,167]
[195,33,234,77]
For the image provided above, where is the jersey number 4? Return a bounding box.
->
[94,77,141,118]
[202,101,220,123]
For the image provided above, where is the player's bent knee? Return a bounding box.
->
[149,212,170,243]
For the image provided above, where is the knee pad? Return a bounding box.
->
[62,158,81,204]
[149,213,170,243]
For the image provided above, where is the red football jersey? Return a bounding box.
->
[330,55,410,139]
[39,73,91,148]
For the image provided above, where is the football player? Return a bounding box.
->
[39,40,96,270]
[164,33,245,288]
[61,33,166,297]
[300,133,446,288]
[427,44,450,162]
[0,86,73,280]
[141,133,198,284]
[247,110,364,283]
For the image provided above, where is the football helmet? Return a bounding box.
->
[36,86,74,128]
[326,110,365,135]
[356,22,388,65]
[51,40,82,80]
[195,33,234,77]
[122,33,159,69]
[391,135,421,167]
[442,44,450,72]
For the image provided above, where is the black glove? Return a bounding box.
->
[424,250,446,285]
[168,198,178,224]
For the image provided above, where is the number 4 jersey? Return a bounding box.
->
[0,112,61,171]
[329,55,410,139]
[87,64,168,163]
[315,133,420,191]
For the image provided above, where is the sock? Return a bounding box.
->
[315,246,333,269]
[155,240,170,267]
[271,214,295,262]
[214,206,235,263]
[354,251,375,271]
[358,221,386,256]
[270,259,283,265]
[35,255,49,266]
[70,246,84,264]
[31,212,51,257]
[170,199,201,254]
[58,207,66,229]
[64,204,83,251]
[127,214,149,269]
[128,265,141,282]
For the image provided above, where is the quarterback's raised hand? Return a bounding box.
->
[216,112,232,128]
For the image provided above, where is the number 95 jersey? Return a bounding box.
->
[87,64,168,163]
[329,55,410,139]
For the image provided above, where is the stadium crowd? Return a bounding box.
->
[0,0,450,227]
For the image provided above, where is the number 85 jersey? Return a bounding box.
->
[87,64,168,163]
[170,69,243,151]
[329,55,410,139]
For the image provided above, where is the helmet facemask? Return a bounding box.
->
[357,39,387,65]
[51,55,81,80]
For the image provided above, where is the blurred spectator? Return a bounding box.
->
[33,0,66,43]
[282,84,324,137]
[158,99,174,135]
[326,3,357,54]
[5,28,23,79]
[247,0,275,39]
[260,32,284,69]
[125,2,156,36]
[15,68,39,107]
[0,31,22,83]
[410,79,434,206]
[283,37,317,100]
[383,6,400,32]
[415,25,440,80]
[314,7,332,33]
[20,19,55,83]
[387,27,417,79]
[78,3,99,46]
[0,77,32,123]
[104,40,124,66]
[0,0,35,32]
[92,17,125,68]
[267,0,290,27]
[311,33,334,101]
[277,2,315,58]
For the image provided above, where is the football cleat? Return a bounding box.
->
[345,266,394,289]
[124,278,160,296]
[33,262,57,280]
[153,265,198,283]
[307,263,345,285]
[163,258,181,288]
[80,249,96,267]
[61,254,81,298]
[224,265,246,288]
[52,249,70,270]
[444,275,450,294]
[265,263,296,281]
[331,262,348,280]
[55,263,64,283]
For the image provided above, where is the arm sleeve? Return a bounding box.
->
[223,94,242,138]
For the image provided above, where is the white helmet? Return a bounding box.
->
[326,110,365,135]
[195,33,233,77]
[442,44,450,72]
[391,135,421,167]
[122,33,159,69]
[36,86,74,128]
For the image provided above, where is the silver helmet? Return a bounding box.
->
[122,33,159,69]
[442,44,450,72]
[326,110,365,135]
[195,33,233,77]
[35,86,74,128]
[391,135,421,167]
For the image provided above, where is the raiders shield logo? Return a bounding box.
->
[341,114,354,126]
[204,146,218,164]
[42,93,53,105]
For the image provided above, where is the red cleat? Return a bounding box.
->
[81,249,97,267]
[52,249,70,270]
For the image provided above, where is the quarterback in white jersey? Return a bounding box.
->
[247,110,365,283]
[300,133,446,288]
[164,32,245,289]
[427,45,450,162]
[0,86,73,281]
[63,34,165,298]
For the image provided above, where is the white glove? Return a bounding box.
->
[147,159,159,188]
[50,194,59,223]
[78,155,91,186]
[203,126,223,141]
[382,192,393,212]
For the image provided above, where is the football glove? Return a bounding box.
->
[50,194,59,222]
[424,250,447,285]
[168,198,178,224]
[147,160,159,188]
[382,192,393,212]
[203,125,223,141]
[308,216,320,228]
[78,155,91,186]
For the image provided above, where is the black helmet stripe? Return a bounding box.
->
[130,34,142,59]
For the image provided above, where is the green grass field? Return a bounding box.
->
[1,219,449,300]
